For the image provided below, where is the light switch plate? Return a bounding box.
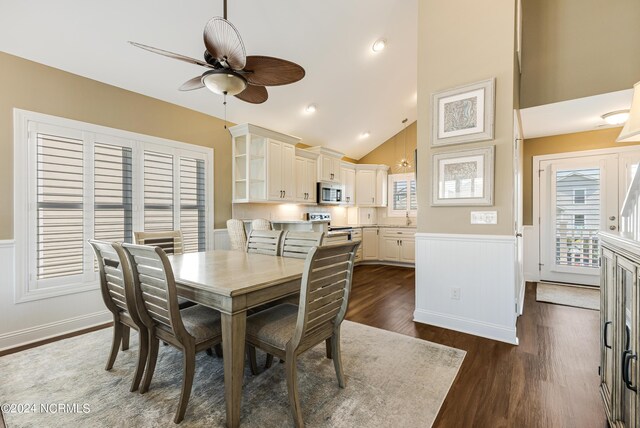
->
[471,211,498,225]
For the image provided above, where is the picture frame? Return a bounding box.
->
[431,78,495,147]
[431,146,494,206]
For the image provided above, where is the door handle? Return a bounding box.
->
[400,240,402,246]
[516,233,523,238]
[623,350,638,392]
[604,321,612,349]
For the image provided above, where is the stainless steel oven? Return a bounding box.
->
[317,181,343,205]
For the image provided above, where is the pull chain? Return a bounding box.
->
[223,93,227,130]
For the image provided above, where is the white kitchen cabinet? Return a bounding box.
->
[356,168,377,206]
[356,164,389,207]
[379,228,416,263]
[230,123,300,203]
[307,146,344,183]
[295,149,318,203]
[341,163,356,205]
[362,228,379,261]
[376,166,388,207]
[267,140,295,201]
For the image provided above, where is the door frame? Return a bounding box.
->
[532,145,640,284]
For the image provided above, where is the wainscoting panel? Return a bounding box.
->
[414,233,518,345]
[0,240,110,352]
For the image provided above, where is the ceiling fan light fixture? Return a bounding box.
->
[602,109,630,126]
[202,70,247,96]
[372,38,387,53]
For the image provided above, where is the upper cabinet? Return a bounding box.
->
[307,147,344,183]
[341,162,356,206]
[295,148,319,204]
[356,165,388,207]
[230,123,300,203]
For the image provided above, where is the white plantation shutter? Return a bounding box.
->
[16,111,212,301]
[388,173,417,216]
[180,157,206,252]
[36,133,85,280]
[94,142,133,243]
[144,151,174,231]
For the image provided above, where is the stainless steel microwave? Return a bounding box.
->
[317,182,343,205]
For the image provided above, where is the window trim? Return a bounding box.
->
[387,173,418,217]
[14,109,214,303]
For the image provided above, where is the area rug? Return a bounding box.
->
[0,320,465,427]
[536,282,599,310]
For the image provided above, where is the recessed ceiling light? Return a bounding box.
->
[359,131,371,139]
[602,110,630,125]
[305,104,317,114]
[372,38,387,53]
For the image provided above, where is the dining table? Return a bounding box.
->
[169,250,306,428]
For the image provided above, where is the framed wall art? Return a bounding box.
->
[431,146,494,206]
[431,78,495,147]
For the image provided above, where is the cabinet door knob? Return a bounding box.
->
[609,215,616,221]
[609,225,616,230]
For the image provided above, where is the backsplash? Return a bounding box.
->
[232,203,349,225]
[232,203,416,227]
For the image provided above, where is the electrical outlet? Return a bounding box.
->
[451,288,461,300]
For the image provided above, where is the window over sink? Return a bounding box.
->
[388,173,417,217]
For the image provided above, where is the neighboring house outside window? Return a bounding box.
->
[573,188,585,204]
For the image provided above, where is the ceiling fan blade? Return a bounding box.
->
[234,85,268,104]
[128,41,213,68]
[179,76,205,91]
[203,17,246,70]
[244,56,305,86]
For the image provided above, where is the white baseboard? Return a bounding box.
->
[0,310,111,352]
[414,308,518,345]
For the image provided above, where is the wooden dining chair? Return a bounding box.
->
[226,219,247,251]
[133,230,185,254]
[246,229,283,256]
[121,243,223,424]
[281,231,324,258]
[245,242,360,427]
[251,218,273,231]
[88,240,148,393]
[134,230,196,310]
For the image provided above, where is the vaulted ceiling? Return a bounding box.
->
[0,0,418,159]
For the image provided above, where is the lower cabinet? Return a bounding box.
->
[379,229,415,263]
[600,233,640,428]
[362,228,379,261]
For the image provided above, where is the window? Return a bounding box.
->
[574,214,585,228]
[573,189,585,204]
[15,110,213,302]
[388,173,417,217]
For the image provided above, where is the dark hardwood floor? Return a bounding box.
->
[345,264,607,428]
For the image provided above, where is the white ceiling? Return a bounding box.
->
[0,0,418,160]
[520,89,634,139]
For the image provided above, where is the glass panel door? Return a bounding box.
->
[540,155,618,286]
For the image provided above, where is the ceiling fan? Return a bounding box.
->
[128,0,305,104]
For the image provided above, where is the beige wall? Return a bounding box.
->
[0,52,233,237]
[520,0,640,108]
[523,127,640,225]
[417,0,517,235]
[358,121,416,172]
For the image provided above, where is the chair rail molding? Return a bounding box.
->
[414,233,519,345]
